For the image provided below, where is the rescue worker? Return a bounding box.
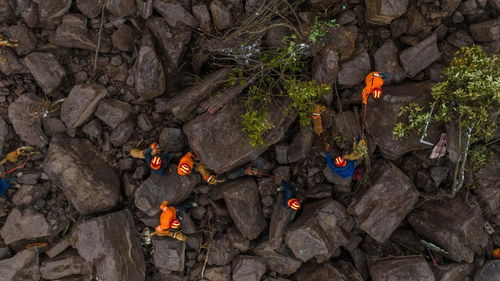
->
[143,142,179,175]
[0,177,13,196]
[326,152,356,178]
[225,166,269,180]
[311,104,326,136]
[280,181,301,211]
[178,152,195,176]
[196,163,225,185]
[493,248,500,259]
[361,71,387,104]
[156,200,196,236]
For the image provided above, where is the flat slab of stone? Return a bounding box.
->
[8,93,49,147]
[152,237,185,272]
[60,83,107,129]
[400,34,441,77]
[369,256,435,281]
[21,52,66,95]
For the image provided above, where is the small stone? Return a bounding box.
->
[137,113,153,131]
[210,0,233,31]
[152,237,185,272]
[109,120,134,146]
[8,23,36,56]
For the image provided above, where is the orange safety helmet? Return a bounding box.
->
[311,112,321,120]
[372,88,382,99]
[178,163,192,175]
[335,156,347,167]
[150,156,162,170]
[493,248,500,259]
[150,142,159,154]
[288,198,301,211]
[170,219,181,229]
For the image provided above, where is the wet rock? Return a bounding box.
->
[470,17,500,42]
[365,81,440,159]
[192,4,213,33]
[0,248,40,280]
[40,252,92,280]
[95,98,133,129]
[0,48,28,75]
[374,39,406,84]
[312,48,339,85]
[348,160,418,243]
[220,177,266,240]
[112,24,138,52]
[205,265,231,281]
[322,26,357,61]
[268,196,294,249]
[370,256,434,281]
[253,241,302,275]
[71,209,146,281]
[338,51,371,88]
[366,0,409,24]
[60,83,107,129]
[109,120,134,146]
[208,234,239,266]
[447,30,474,48]
[12,184,48,207]
[76,0,102,18]
[44,134,121,215]
[134,173,198,216]
[474,260,500,281]
[154,0,198,28]
[152,237,185,272]
[434,263,473,281]
[148,17,192,69]
[21,52,66,95]
[159,127,186,152]
[38,0,71,29]
[134,34,165,100]
[8,22,36,56]
[232,255,266,281]
[294,261,363,281]
[8,93,49,147]
[399,34,441,77]
[43,118,66,136]
[106,0,136,17]
[210,0,233,31]
[408,193,488,263]
[0,207,65,245]
[49,14,98,50]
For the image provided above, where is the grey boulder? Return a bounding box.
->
[60,83,107,129]
[21,52,66,96]
[8,93,49,147]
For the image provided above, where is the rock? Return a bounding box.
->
[370,256,434,281]
[473,151,500,217]
[0,116,7,153]
[43,118,66,136]
[192,4,213,33]
[0,208,65,245]
[166,68,229,121]
[435,263,473,281]
[286,127,314,163]
[408,193,488,263]
[210,0,233,30]
[268,196,294,249]
[76,0,102,18]
[305,183,332,199]
[265,25,291,49]
[338,51,371,88]
[365,81,441,159]
[220,177,266,240]
[137,113,153,131]
[8,93,49,147]
[40,252,92,280]
[390,18,408,38]
[82,119,103,141]
[470,18,500,42]
[134,34,165,100]
[12,184,48,207]
[153,0,198,28]
[373,39,406,84]
[447,30,474,48]
[232,256,266,281]
[0,0,16,23]
[152,237,185,272]
[0,248,40,280]
[474,260,500,281]
[442,0,462,15]
[44,134,121,215]
[0,239,10,259]
[489,0,500,12]
[112,24,138,52]
[8,22,36,56]
[253,242,302,275]
[44,237,71,259]
[49,14,98,50]
[21,52,66,95]
[60,83,107,129]
[399,34,441,77]
[337,10,357,25]
[366,0,409,24]
[148,17,192,69]
[109,120,134,146]
[208,234,239,266]
[348,160,418,243]
[106,0,136,17]
[38,0,71,29]
[94,98,133,129]
[159,127,186,152]
[0,48,28,75]
[294,261,363,281]
[71,210,146,281]
[322,26,357,61]
[227,227,250,251]
[134,173,198,216]
[426,63,445,82]
[312,48,339,85]
[205,266,232,281]
[285,199,354,262]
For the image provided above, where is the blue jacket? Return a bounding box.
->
[281,181,297,209]
[0,177,13,196]
[144,148,173,175]
[326,152,356,178]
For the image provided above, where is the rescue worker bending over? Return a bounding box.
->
[326,153,356,178]
[280,181,301,211]
[361,71,387,104]
[178,152,195,176]
[156,200,196,235]
[144,142,179,175]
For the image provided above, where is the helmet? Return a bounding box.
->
[150,142,159,154]
[493,248,500,259]
[335,156,347,167]
[288,198,301,211]
[372,88,382,99]
[150,156,162,170]
[178,163,192,175]
[170,219,181,229]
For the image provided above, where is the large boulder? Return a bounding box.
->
[369,256,435,281]
[408,192,488,263]
[399,34,441,77]
[152,237,185,272]
[373,39,406,84]
[134,34,165,100]
[268,196,295,249]
[44,134,121,215]
[94,98,133,129]
[322,26,358,61]
[220,177,266,240]
[0,248,40,281]
[366,0,410,25]
[148,17,192,69]
[70,210,146,281]
[312,48,339,85]
[60,83,107,129]
[184,102,290,174]
[49,14,98,50]
[474,260,500,281]
[253,241,302,275]
[294,261,363,281]
[338,51,371,88]
[8,93,49,147]
[21,52,66,96]
[348,160,419,243]
[134,172,198,216]
[470,17,500,42]
[364,81,441,159]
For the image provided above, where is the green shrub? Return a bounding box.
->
[241,109,273,147]
[308,17,339,44]
[284,79,331,126]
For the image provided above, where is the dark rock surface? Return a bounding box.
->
[370,256,435,281]
[21,52,66,96]
[134,33,166,100]
[232,255,266,281]
[60,83,107,129]
[0,248,40,281]
[400,34,441,77]
[8,93,49,147]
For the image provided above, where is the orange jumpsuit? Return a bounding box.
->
[156,201,177,234]
[361,72,384,104]
[178,152,195,175]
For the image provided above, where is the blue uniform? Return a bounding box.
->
[281,181,297,209]
[326,152,356,178]
[0,177,13,196]
[144,148,176,175]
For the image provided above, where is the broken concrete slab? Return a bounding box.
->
[152,237,185,272]
[8,93,49,147]
[21,52,66,96]
[369,256,434,281]
[399,34,441,77]
[60,83,107,129]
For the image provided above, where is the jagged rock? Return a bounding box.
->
[44,237,71,259]
[0,238,10,259]
[305,183,332,199]
[269,196,294,249]
[253,242,302,275]
[9,93,49,148]
[159,127,186,152]
[8,22,36,56]
[337,10,357,25]
[0,207,65,245]
[49,14,97,50]
[220,177,266,240]
[373,39,406,84]
[322,26,357,61]
[426,63,445,82]
[399,34,441,77]
[366,0,409,24]
[71,210,146,281]
[473,151,500,217]
[208,234,239,266]
[470,17,500,42]
[43,118,66,136]
[312,48,339,86]
[0,48,28,75]
[365,81,440,159]
[408,192,488,263]
[21,52,66,95]
[134,33,165,100]
[232,255,266,281]
[227,227,250,251]
[76,0,102,18]
[109,120,134,146]
[112,24,138,52]
[434,263,473,281]
[0,248,40,280]
[82,119,103,142]
[210,0,233,30]
[348,160,418,243]
[152,237,185,272]
[370,256,434,281]
[106,0,136,17]
[294,260,363,281]
[285,199,354,263]
[38,0,71,29]
[447,30,474,48]
[474,260,500,281]
[40,252,92,280]
[338,51,371,88]
[148,17,192,69]
[134,173,198,216]
[94,98,133,129]
[60,83,107,129]
[192,4,213,33]
[205,266,232,281]
[12,184,49,207]
[44,134,121,215]
[154,0,198,28]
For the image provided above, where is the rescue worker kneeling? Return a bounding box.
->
[177,152,224,185]
[326,153,356,178]
[156,200,196,237]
